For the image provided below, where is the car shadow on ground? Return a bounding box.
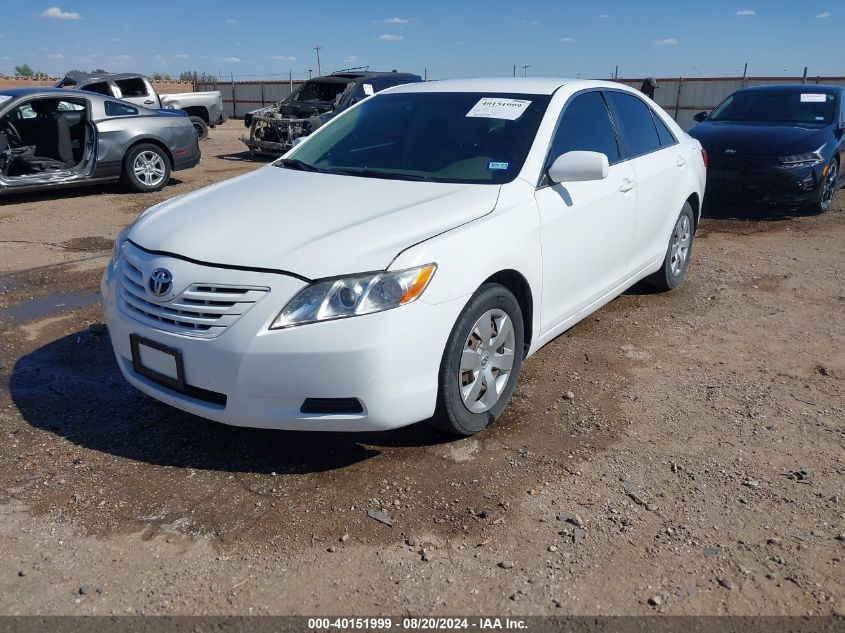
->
[9,329,452,476]
[214,151,274,163]
[1,179,185,204]
[701,200,805,221]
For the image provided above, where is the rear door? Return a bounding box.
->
[114,77,159,108]
[604,90,685,273]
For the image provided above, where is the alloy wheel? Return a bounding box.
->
[459,309,516,414]
[669,214,692,277]
[133,151,167,187]
[821,161,838,212]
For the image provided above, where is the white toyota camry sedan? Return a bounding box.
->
[102,78,706,436]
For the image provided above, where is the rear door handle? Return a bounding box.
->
[676,156,687,167]
[619,178,636,193]
[144,99,155,105]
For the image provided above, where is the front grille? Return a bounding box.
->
[300,398,364,415]
[708,154,779,170]
[118,259,269,339]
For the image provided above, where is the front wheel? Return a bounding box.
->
[643,201,695,291]
[429,284,525,436]
[804,159,838,215]
[189,116,209,141]
[121,143,172,193]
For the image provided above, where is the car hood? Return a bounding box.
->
[129,166,500,279]
[689,121,830,156]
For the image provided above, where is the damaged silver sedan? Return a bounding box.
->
[242,70,421,156]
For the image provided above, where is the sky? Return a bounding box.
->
[0,1,840,81]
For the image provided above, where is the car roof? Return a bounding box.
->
[0,87,93,98]
[62,72,142,84]
[738,83,843,94]
[386,77,619,95]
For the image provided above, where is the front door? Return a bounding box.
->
[534,90,636,335]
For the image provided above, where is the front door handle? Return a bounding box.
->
[144,99,155,105]
[619,178,636,193]
[676,156,687,167]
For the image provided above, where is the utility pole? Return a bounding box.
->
[741,61,748,87]
[308,69,313,80]
[314,44,323,77]
[521,65,529,77]
[801,66,808,84]
[423,67,427,81]
[614,65,619,80]
[513,64,516,77]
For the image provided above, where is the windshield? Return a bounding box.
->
[709,89,836,124]
[292,80,352,103]
[285,92,551,184]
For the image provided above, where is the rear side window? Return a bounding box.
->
[548,91,621,165]
[115,78,149,98]
[651,111,677,147]
[105,101,138,117]
[605,91,662,158]
[83,82,111,96]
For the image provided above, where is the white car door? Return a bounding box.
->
[604,90,684,273]
[534,90,637,335]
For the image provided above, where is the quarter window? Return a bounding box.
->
[105,101,139,117]
[651,111,677,147]
[547,91,621,166]
[115,78,149,98]
[605,91,662,158]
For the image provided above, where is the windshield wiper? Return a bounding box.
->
[332,168,431,182]
[276,158,321,172]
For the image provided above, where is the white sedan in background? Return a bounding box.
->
[102,78,706,436]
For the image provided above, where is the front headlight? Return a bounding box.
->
[110,225,131,271]
[270,264,436,329]
[779,146,824,166]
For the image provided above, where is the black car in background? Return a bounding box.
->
[690,84,844,214]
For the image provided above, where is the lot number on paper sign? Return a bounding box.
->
[467,98,532,120]
[800,93,827,103]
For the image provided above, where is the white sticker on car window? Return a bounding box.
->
[0,96,11,105]
[800,93,827,103]
[363,83,374,96]
[466,98,532,120]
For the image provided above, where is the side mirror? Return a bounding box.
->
[548,151,609,184]
[693,111,708,123]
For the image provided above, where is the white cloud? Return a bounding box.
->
[113,54,132,61]
[40,6,82,20]
[47,53,64,58]
[736,9,756,15]
[270,55,297,62]
[226,18,239,26]
[173,53,189,60]
[378,34,403,41]
[221,56,241,62]
[372,17,414,24]
[560,37,575,43]
[655,37,679,45]
[816,10,830,17]
[344,55,359,63]
[111,37,120,42]
[598,13,609,18]
[520,19,540,25]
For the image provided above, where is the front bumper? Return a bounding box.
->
[101,244,466,431]
[705,158,826,204]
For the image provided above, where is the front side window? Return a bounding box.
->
[105,101,138,117]
[709,89,836,124]
[604,91,662,158]
[83,82,111,96]
[547,91,621,166]
[287,92,551,184]
[292,80,351,103]
[115,78,149,98]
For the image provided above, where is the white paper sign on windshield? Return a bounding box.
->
[466,98,532,120]
[363,83,374,96]
[800,93,826,103]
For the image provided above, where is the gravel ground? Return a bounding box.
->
[0,121,843,616]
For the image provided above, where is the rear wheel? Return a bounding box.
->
[189,116,209,141]
[121,143,171,193]
[804,159,838,215]
[643,201,695,291]
[429,284,524,436]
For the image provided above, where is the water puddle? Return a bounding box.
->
[5,290,101,323]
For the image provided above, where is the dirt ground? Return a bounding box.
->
[0,120,843,616]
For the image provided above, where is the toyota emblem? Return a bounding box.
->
[149,268,173,297]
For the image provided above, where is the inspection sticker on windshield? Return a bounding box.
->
[800,93,827,103]
[487,161,510,171]
[363,83,374,96]
[467,98,532,120]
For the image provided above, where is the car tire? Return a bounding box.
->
[121,143,172,193]
[189,116,209,141]
[803,158,838,215]
[643,201,695,292]
[429,283,525,436]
